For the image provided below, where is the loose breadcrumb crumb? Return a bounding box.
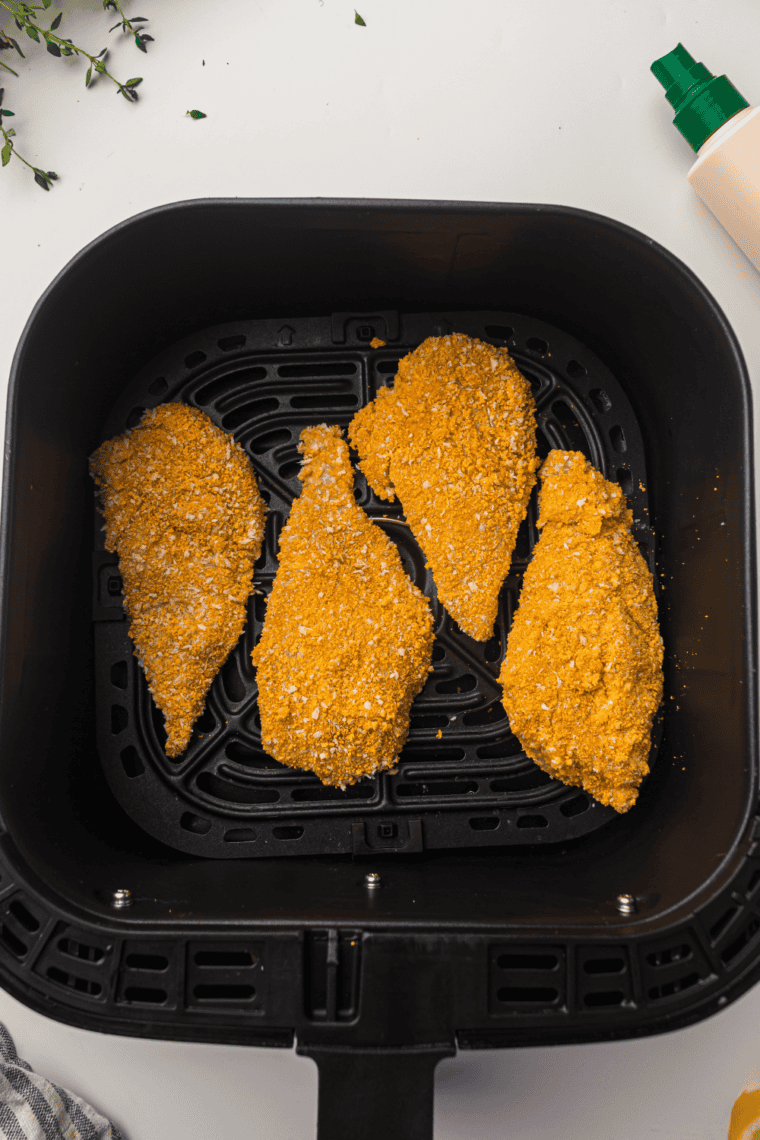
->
[90,404,266,757]
[252,424,434,786]
[369,337,386,349]
[499,450,663,812]
[349,333,538,640]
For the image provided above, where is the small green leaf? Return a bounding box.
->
[85,65,92,87]
[1,142,11,167]
[11,38,25,58]
[125,77,142,87]
[94,59,106,73]
[109,22,121,32]
[0,88,4,107]
[45,39,61,57]
[34,171,50,190]
[0,62,19,78]
[186,109,207,119]
[0,109,15,117]
[25,24,40,42]
[41,0,52,8]
[354,10,366,24]
[46,171,58,180]
[50,12,62,30]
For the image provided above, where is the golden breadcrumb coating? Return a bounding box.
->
[252,424,434,786]
[499,450,663,812]
[90,404,266,757]
[349,333,538,641]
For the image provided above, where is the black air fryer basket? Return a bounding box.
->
[0,200,756,1140]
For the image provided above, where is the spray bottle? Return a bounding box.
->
[652,44,760,271]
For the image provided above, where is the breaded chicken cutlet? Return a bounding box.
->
[90,403,266,757]
[499,450,663,812]
[349,333,538,641]
[252,424,434,786]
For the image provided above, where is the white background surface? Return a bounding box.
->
[2,0,760,1136]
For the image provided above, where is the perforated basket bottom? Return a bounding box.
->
[94,310,656,858]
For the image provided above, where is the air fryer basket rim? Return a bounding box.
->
[3,195,756,888]
[0,200,757,1135]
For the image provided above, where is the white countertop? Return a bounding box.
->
[3,0,760,1136]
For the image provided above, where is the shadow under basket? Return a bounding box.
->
[0,199,756,1140]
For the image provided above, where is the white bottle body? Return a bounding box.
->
[688,106,760,271]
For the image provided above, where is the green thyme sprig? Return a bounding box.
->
[0,85,57,187]
[0,0,150,189]
[103,0,152,54]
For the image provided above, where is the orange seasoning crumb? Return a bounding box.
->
[349,333,538,640]
[90,404,266,757]
[252,425,434,787]
[499,451,663,813]
[369,337,386,349]
[728,1089,760,1140]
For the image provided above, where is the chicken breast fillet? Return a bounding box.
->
[252,424,434,786]
[90,403,266,757]
[349,333,538,641]
[499,450,663,812]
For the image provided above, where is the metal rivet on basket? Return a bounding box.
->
[111,888,133,909]
[616,893,637,916]
[364,873,382,890]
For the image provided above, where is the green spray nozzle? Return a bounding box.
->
[651,44,749,151]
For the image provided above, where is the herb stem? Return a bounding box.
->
[0,0,136,98]
[106,0,134,31]
[1,118,38,175]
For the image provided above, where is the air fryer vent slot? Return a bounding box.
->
[193,984,255,1001]
[125,953,168,971]
[584,990,624,1008]
[123,986,167,1004]
[9,900,40,932]
[489,944,566,1014]
[721,915,760,965]
[0,926,26,959]
[709,906,738,941]
[186,942,266,1013]
[116,942,178,1008]
[0,895,46,961]
[639,929,714,1005]
[32,923,111,1000]
[47,967,102,997]
[577,947,633,1012]
[59,938,106,964]
[195,950,255,967]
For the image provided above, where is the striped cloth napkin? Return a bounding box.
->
[0,1023,123,1140]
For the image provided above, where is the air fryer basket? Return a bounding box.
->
[0,200,756,1140]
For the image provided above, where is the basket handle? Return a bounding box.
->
[299,1044,455,1140]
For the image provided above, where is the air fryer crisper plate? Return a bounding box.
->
[94,310,655,858]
